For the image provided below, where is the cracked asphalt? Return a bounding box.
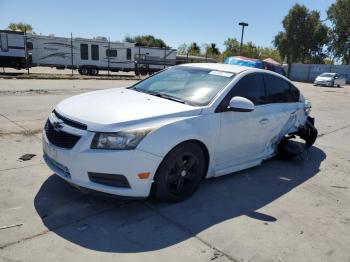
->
[0,79,349,262]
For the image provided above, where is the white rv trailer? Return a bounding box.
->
[134,46,176,75]
[27,34,176,75]
[0,30,26,69]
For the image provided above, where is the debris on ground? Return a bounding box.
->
[330,186,348,189]
[0,223,23,230]
[210,251,225,261]
[19,154,36,161]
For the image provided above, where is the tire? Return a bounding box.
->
[90,68,98,75]
[80,67,88,75]
[299,121,318,148]
[153,142,206,203]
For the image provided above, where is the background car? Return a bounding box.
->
[314,72,346,87]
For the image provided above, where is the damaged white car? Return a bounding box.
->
[43,63,317,202]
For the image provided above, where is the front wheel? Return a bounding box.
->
[153,142,206,203]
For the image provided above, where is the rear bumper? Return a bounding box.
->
[42,130,163,197]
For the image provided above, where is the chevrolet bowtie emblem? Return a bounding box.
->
[52,119,64,132]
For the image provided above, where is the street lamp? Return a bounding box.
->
[238,22,248,55]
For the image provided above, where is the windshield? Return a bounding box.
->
[320,73,335,78]
[131,66,235,106]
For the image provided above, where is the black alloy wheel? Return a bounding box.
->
[154,142,206,203]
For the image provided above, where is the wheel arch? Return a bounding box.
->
[150,139,211,195]
[161,139,210,173]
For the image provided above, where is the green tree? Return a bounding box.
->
[273,4,329,64]
[204,43,220,57]
[7,22,33,32]
[124,35,166,48]
[222,38,241,59]
[187,42,201,55]
[327,0,350,64]
[257,47,282,62]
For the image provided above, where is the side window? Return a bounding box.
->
[106,49,117,57]
[289,84,300,102]
[126,48,132,60]
[80,43,88,60]
[230,74,266,105]
[91,44,99,60]
[264,74,298,103]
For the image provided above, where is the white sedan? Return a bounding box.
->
[314,72,346,87]
[43,63,317,202]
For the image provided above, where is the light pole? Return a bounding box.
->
[238,22,248,55]
[347,36,350,65]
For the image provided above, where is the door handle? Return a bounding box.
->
[259,118,269,125]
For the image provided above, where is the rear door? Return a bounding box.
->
[263,74,301,153]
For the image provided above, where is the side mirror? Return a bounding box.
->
[228,96,255,112]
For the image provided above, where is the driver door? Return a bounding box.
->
[215,73,277,175]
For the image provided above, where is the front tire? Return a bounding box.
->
[153,142,206,203]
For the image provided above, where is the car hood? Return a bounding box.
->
[55,88,202,131]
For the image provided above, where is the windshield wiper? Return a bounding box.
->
[132,88,192,105]
[157,93,187,104]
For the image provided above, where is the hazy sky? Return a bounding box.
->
[0,0,334,50]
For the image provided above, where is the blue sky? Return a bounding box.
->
[0,0,334,51]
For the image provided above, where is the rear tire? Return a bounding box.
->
[90,68,98,75]
[153,142,206,203]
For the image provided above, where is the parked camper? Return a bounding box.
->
[27,34,135,75]
[0,30,26,69]
[26,34,176,75]
[134,46,176,75]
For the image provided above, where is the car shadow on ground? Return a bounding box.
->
[34,145,326,253]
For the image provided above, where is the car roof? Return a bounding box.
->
[179,63,249,74]
[321,72,336,75]
[177,63,293,84]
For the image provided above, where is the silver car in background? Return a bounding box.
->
[314,73,346,87]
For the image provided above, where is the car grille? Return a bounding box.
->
[45,120,81,149]
[53,110,87,130]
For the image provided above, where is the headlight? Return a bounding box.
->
[91,128,153,150]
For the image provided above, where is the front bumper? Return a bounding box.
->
[42,130,162,197]
[314,80,333,86]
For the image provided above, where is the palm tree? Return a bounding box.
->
[188,42,201,55]
[205,43,220,57]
